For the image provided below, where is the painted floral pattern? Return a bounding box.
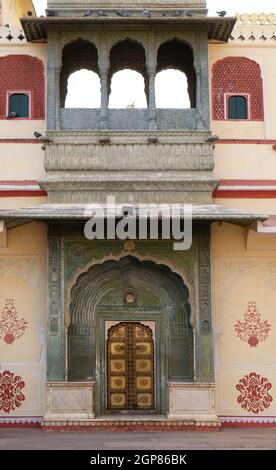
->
[0,370,25,413]
[0,299,28,345]
[235,302,271,347]
[236,372,273,414]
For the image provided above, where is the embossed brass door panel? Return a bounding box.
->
[107,322,155,411]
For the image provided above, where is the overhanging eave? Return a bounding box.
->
[20,16,236,43]
[0,204,267,230]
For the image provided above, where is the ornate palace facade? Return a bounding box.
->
[0,1,276,429]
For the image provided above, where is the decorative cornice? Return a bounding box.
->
[230,13,276,44]
[237,13,276,25]
[21,16,235,43]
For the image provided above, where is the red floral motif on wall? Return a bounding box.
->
[212,56,264,120]
[0,299,28,345]
[235,302,271,347]
[0,370,25,413]
[236,372,273,414]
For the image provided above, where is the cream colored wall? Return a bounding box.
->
[214,198,276,214]
[0,196,47,209]
[0,143,46,180]
[209,43,276,140]
[212,222,276,417]
[1,0,34,26]
[214,144,276,180]
[209,42,276,184]
[0,43,47,207]
[0,222,47,418]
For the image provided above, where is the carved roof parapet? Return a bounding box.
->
[229,12,276,44]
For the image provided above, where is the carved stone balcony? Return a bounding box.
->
[40,130,218,204]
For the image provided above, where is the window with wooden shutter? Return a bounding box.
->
[9,93,29,118]
[227,95,248,120]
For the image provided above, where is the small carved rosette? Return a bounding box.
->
[234,302,271,347]
[0,299,28,345]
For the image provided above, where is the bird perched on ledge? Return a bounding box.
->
[7,112,18,118]
[96,10,108,17]
[162,11,182,17]
[46,9,58,17]
[34,131,42,139]
[116,11,131,18]
[217,11,227,17]
[143,9,151,18]
[83,9,93,17]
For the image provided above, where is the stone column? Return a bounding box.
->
[47,231,65,382]
[194,225,214,383]
[147,67,157,130]
[47,32,61,130]
[99,68,109,131]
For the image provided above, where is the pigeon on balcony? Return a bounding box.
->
[217,11,227,17]
[46,9,58,17]
[116,11,131,17]
[83,10,93,17]
[96,10,108,17]
[143,9,151,18]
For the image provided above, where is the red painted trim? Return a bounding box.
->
[216,140,276,144]
[42,424,221,432]
[0,139,43,144]
[222,422,276,428]
[214,190,276,199]
[219,180,276,185]
[0,423,41,428]
[214,179,276,198]
[0,180,40,185]
[0,190,47,197]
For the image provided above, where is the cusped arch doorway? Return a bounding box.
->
[68,256,194,416]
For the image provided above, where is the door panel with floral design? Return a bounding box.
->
[107,322,155,411]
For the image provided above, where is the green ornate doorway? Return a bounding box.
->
[67,255,194,416]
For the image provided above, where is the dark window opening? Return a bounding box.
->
[9,93,29,118]
[227,95,248,119]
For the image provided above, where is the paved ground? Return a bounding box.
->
[0,428,276,450]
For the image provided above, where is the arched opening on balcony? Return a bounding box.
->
[109,70,147,108]
[65,70,101,108]
[60,39,99,108]
[156,40,196,108]
[108,40,147,108]
[155,70,190,108]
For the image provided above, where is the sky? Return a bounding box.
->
[32,1,276,108]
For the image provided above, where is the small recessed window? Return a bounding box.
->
[227,95,248,120]
[9,93,29,118]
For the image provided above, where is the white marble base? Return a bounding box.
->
[167,382,219,422]
[44,382,95,420]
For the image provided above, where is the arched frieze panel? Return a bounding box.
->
[66,252,195,330]
[59,31,100,57]
[154,32,196,56]
[107,31,148,56]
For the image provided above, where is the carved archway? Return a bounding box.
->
[67,255,194,384]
